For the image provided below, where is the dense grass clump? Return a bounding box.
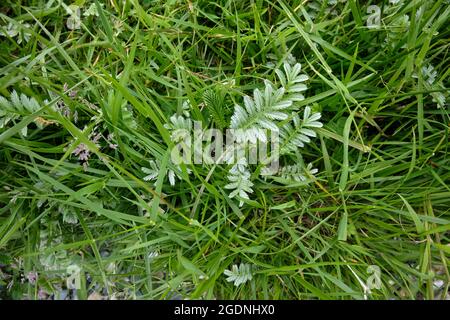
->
[0,0,449,300]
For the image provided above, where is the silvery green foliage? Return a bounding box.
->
[275,62,309,100]
[59,204,79,225]
[230,81,292,143]
[224,263,253,287]
[420,65,438,85]
[278,163,318,182]
[0,21,32,44]
[164,114,192,142]
[164,101,192,141]
[142,160,160,182]
[265,52,297,68]
[121,104,137,129]
[144,100,193,187]
[385,14,410,48]
[421,64,448,108]
[431,88,446,109]
[38,229,68,271]
[224,158,254,207]
[413,64,447,109]
[83,3,103,17]
[230,62,309,143]
[0,90,51,136]
[226,61,323,206]
[380,1,409,45]
[66,5,82,30]
[142,159,189,187]
[280,106,323,154]
[181,100,191,117]
[141,160,177,186]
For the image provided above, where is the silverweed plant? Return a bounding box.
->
[159,61,323,207]
[0,0,449,301]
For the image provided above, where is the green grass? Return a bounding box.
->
[0,0,449,300]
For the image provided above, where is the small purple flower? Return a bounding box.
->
[79,151,89,161]
[57,100,71,118]
[73,143,91,170]
[27,271,38,284]
[73,143,90,161]
[91,133,102,144]
[69,90,78,99]
[38,289,48,300]
[63,83,77,99]
[106,133,118,149]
